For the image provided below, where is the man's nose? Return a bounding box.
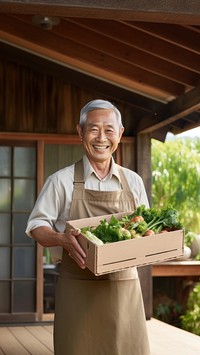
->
[97,130,107,140]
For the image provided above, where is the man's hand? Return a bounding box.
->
[60,228,86,269]
[31,226,86,269]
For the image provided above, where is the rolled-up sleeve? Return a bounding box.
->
[25,176,62,237]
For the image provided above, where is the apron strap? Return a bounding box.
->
[73,159,85,189]
[117,165,134,194]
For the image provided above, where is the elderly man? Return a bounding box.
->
[26,99,150,355]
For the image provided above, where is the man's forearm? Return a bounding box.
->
[30,226,65,247]
[31,226,86,268]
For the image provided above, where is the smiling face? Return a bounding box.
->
[77,108,124,165]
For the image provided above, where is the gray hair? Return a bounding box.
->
[79,99,123,129]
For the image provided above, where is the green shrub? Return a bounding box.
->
[151,138,200,233]
[180,282,200,335]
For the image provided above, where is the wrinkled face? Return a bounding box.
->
[77,108,124,163]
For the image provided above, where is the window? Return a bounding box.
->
[0,145,37,316]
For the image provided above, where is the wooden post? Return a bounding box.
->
[136,132,153,319]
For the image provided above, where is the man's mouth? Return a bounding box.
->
[93,145,109,150]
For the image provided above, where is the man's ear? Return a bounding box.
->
[77,124,83,139]
[118,127,125,142]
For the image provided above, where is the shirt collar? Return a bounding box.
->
[82,154,121,182]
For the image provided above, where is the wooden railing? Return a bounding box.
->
[152,261,200,277]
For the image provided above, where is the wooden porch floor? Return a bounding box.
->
[0,318,200,354]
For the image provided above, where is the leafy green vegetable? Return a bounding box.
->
[81,230,104,245]
[93,218,128,243]
[129,205,183,234]
[80,205,183,244]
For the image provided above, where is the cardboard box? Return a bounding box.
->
[67,212,184,276]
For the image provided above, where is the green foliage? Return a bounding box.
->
[155,302,182,324]
[130,204,182,233]
[184,231,197,247]
[151,138,200,233]
[180,282,200,336]
[82,205,182,243]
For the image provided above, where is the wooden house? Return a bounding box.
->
[0,1,200,324]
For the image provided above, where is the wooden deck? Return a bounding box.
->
[0,324,54,355]
[0,318,200,354]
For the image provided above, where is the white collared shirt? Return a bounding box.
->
[26,155,149,237]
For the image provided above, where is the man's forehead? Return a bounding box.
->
[87,108,115,115]
[87,108,117,120]
[86,121,116,127]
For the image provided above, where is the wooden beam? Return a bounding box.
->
[136,133,152,204]
[138,85,200,133]
[0,15,184,99]
[4,14,195,92]
[71,19,200,74]
[0,1,200,24]
[0,132,134,145]
[58,18,198,87]
[126,22,200,55]
[170,112,200,134]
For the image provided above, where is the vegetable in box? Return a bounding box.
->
[81,205,183,245]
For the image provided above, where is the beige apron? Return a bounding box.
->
[54,159,150,355]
